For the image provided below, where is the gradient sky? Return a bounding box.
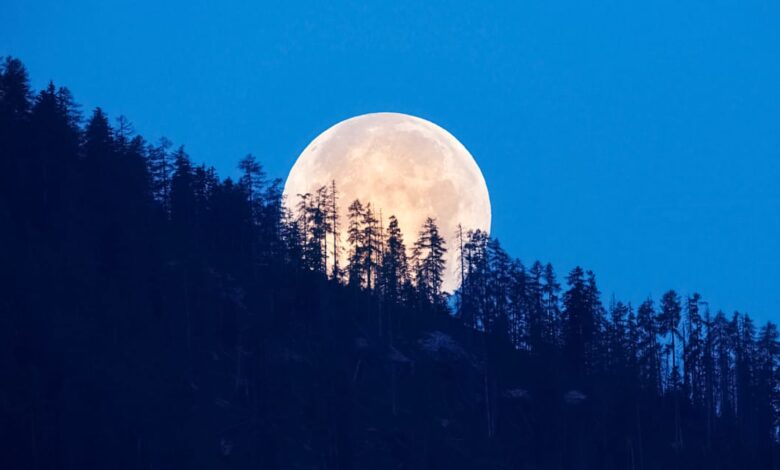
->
[3,0,779,323]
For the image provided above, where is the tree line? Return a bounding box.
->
[291,177,780,464]
[2,56,778,469]
[289,183,448,307]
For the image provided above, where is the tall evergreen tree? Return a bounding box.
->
[658,289,683,391]
[346,199,366,287]
[542,263,562,347]
[362,203,380,289]
[684,293,705,405]
[329,180,341,280]
[507,259,528,349]
[260,177,285,261]
[736,313,757,438]
[238,153,267,222]
[607,297,629,373]
[412,217,447,306]
[28,82,80,222]
[712,311,735,418]
[0,56,31,123]
[380,215,408,304]
[637,298,661,393]
[485,238,512,337]
[147,137,174,212]
[562,266,599,379]
[458,229,488,330]
[170,146,196,234]
[0,57,32,209]
[526,261,545,352]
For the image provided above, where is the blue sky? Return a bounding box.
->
[3,0,779,323]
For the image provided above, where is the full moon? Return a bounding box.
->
[283,112,491,293]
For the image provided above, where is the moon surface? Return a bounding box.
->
[283,112,491,293]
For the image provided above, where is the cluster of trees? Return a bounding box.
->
[455,238,780,461]
[2,56,779,469]
[286,184,449,309]
[290,174,780,465]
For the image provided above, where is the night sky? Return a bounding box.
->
[4,0,779,322]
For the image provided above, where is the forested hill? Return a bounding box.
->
[1,57,778,470]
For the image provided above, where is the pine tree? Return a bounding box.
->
[684,293,705,405]
[412,217,447,306]
[238,153,267,219]
[637,298,661,394]
[526,261,545,352]
[29,82,80,221]
[83,108,113,160]
[114,115,134,150]
[711,311,734,418]
[380,215,408,304]
[329,180,341,280]
[542,263,562,347]
[192,164,215,217]
[507,259,527,349]
[362,203,380,289]
[170,146,196,238]
[658,290,683,391]
[0,56,31,122]
[312,186,331,275]
[295,191,326,273]
[147,137,174,212]
[458,229,488,330]
[346,199,365,288]
[563,266,599,379]
[82,108,116,230]
[626,304,640,381]
[607,297,629,372]
[0,57,32,208]
[260,178,285,261]
[702,303,717,447]
[485,238,511,337]
[736,313,757,435]
[281,203,304,265]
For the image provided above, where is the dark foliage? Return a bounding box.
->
[1,57,778,469]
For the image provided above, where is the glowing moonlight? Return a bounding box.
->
[283,112,491,293]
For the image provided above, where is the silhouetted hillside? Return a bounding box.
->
[1,57,778,470]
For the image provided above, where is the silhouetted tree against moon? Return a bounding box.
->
[346,198,366,288]
[361,202,381,290]
[412,217,447,308]
[1,57,779,470]
[380,214,409,305]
